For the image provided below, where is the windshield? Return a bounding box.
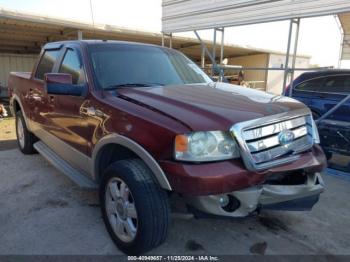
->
[88,43,212,89]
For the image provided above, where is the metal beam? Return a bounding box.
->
[161,33,173,48]
[61,28,79,36]
[282,19,293,93]
[316,95,350,123]
[194,30,226,82]
[0,45,40,53]
[220,28,225,64]
[0,22,60,34]
[212,28,217,75]
[335,15,344,68]
[288,18,300,97]
[0,33,48,42]
[179,43,200,49]
[201,46,205,68]
[0,28,58,39]
[77,30,83,40]
[0,39,43,47]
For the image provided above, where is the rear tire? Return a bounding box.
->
[100,159,170,255]
[15,111,36,154]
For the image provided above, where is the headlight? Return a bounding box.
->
[174,131,240,162]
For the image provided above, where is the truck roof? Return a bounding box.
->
[44,40,162,50]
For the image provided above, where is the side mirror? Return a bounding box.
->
[44,73,87,96]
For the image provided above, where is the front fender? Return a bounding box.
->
[92,133,172,191]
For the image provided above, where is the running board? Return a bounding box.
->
[34,141,98,190]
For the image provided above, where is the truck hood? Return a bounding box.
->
[116,82,307,131]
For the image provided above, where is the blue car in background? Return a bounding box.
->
[285,70,350,160]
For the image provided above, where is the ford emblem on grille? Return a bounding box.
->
[278,130,295,146]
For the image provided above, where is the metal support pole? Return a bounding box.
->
[288,18,300,97]
[169,33,173,49]
[282,19,293,93]
[316,94,350,123]
[194,30,226,82]
[338,34,344,69]
[335,15,344,69]
[161,33,165,47]
[212,29,217,76]
[77,30,83,40]
[201,46,205,68]
[220,28,225,64]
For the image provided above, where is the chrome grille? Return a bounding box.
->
[230,108,316,171]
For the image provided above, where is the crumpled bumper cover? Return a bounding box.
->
[185,173,324,217]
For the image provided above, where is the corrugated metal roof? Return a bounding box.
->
[338,12,350,60]
[162,0,350,33]
[0,8,310,60]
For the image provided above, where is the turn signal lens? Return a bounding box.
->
[175,135,188,152]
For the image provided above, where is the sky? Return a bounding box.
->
[0,0,345,67]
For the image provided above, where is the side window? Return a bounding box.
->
[35,50,60,80]
[294,77,325,92]
[323,75,350,93]
[59,49,85,85]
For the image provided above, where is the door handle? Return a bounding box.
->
[49,95,55,103]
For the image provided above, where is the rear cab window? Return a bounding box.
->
[35,49,60,80]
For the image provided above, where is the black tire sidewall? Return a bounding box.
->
[16,111,28,153]
[100,170,137,251]
[99,160,169,255]
[15,111,32,153]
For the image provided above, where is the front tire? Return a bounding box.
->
[15,111,36,154]
[100,159,170,255]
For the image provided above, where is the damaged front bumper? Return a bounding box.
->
[185,172,324,217]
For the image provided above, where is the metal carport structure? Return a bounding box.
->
[161,0,350,122]
[1,7,304,98]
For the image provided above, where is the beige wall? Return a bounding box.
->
[228,54,269,90]
[266,54,310,95]
[0,53,38,97]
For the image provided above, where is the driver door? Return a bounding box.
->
[45,46,91,172]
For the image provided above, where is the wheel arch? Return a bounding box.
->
[92,133,172,191]
[12,94,30,129]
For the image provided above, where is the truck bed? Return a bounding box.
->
[10,72,31,79]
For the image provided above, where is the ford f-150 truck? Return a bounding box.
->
[9,40,326,255]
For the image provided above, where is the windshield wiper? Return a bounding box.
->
[104,82,164,90]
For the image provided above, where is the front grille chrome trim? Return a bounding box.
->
[230,108,315,171]
[247,125,308,153]
[243,116,307,141]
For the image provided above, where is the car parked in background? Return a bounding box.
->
[285,70,350,159]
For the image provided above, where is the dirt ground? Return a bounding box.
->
[0,118,17,151]
[1,118,350,255]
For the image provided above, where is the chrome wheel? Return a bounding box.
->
[105,177,138,243]
[17,116,25,149]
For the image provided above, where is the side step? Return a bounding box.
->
[34,141,98,190]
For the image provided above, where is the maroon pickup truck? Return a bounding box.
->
[9,40,326,254]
